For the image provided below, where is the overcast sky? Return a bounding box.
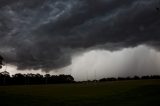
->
[0,0,160,80]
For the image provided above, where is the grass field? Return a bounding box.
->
[0,79,160,106]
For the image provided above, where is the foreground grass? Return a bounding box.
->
[0,79,160,106]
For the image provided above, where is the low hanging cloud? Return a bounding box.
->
[0,0,160,71]
[71,45,160,81]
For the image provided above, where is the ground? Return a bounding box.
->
[0,79,160,106]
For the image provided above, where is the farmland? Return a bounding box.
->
[0,79,160,106]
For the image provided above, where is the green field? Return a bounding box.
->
[0,80,160,106]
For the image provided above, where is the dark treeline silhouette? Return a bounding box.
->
[78,75,160,83]
[99,75,160,82]
[0,71,74,85]
[1,71,160,85]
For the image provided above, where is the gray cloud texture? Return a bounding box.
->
[0,0,160,71]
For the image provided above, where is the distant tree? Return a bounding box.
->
[99,78,107,82]
[34,74,44,84]
[141,76,151,79]
[12,73,26,85]
[117,77,126,80]
[44,74,50,84]
[150,75,160,79]
[99,78,116,82]
[0,71,10,85]
[133,76,140,80]
[58,75,74,83]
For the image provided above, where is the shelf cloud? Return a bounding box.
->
[0,0,160,72]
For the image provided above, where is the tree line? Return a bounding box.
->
[98,75,160,82]
[1,71,160,85]
[0,71,74,85]
[77,75,160,83]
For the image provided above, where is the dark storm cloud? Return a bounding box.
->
[0,0,160,71]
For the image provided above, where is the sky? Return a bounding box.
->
[0,0,160,81]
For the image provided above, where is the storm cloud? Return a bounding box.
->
[0,0,160,71]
